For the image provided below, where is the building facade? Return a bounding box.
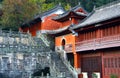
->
[20,1,120,78]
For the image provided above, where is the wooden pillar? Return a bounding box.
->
[96,28,103,38]
[72,35,81,74]
[96,29,101,38]
[101,52,104,78]
[74,53,80,69]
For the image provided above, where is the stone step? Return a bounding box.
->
[50,52,74,78]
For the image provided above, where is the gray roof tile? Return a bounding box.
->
[72,0,120,29]
[52,4,88,20]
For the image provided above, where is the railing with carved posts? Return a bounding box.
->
[0,30,51,53]
[75,35,120,51]
[50,59,65,77]
[65,44,72,52]
[58,50,78,78]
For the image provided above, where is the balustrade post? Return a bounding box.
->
[41,72,44,77]
[47,73,49,78]
[0,28,2,35]
[93,39,96,50]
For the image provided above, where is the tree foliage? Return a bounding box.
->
[1,0,39,30]
[38,0,117,12]
[79,0,117,12]
[0,0,118,30]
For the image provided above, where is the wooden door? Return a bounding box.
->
[81,56,102,78]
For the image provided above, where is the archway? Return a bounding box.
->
[32,67,50,77]
[62,39,65,50]
[67,53,74,67]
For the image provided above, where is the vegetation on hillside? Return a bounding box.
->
[45,0,118,11]
[1,0,39,30]
[0,0,118,30]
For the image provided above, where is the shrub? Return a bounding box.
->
[110,74,118,78]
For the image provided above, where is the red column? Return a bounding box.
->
[72,35,82,78]
[74,53,80,69]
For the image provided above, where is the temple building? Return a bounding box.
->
[20,4,65,36]
[20,1,120,78]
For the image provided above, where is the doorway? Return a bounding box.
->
[62,39,65,50]
[67,53,74,67]
[81,56,102,78]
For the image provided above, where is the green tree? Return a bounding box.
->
[30,0,54,12]
[79,0,118,12]
[1,0,39,30]
[1,0,118,30]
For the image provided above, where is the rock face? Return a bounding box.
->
[0,31,74,78]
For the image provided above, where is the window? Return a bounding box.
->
[103,57,120,76]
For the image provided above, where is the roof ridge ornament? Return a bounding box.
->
[70,6,72,10]
[78,2,81,5]
[59,2,61,6]
[93,5,96,10]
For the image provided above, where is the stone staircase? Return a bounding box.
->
[33,37,51,52]
[50,52,74,78]
[35,34,77,78]
[0,30,77,78]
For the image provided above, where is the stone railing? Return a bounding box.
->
[37,32,54,50]
[33,76,65,78]
[65,44,72,52]
[50,60,65,77]
[37,33,50,47]
[58,50,78,78]
[33,52,65,78]
[0,30,51,53]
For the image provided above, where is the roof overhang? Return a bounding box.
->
[21,17,41,28]
[52,11,87,22]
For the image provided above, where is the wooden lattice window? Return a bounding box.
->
[103,57,120,76]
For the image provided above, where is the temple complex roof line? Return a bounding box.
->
[21,17,41,28]
[36,4,65,19]
[52,11,88,21]
[38,26,69,34]
[21,4,65,28]
[70,3,88,13]
[71,0,120,29]
[52,4,88,21]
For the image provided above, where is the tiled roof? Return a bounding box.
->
[71,0,120,29]
[21,17,41,28]
[40,26,69,34]
[21,4,65,27]
[41,14,62,30]
[70,4,88,13]
[52,4,88,21]
[35,4,65,19]
[52,11,87,21]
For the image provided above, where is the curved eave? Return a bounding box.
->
[21,5,65,28]
[35,5,66,19]
[71,2,120,30]
[40,26,69,34]
[73,16,120,30]
[71,4,88,14]
[21,17,41,28]
[52,11,87,22]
